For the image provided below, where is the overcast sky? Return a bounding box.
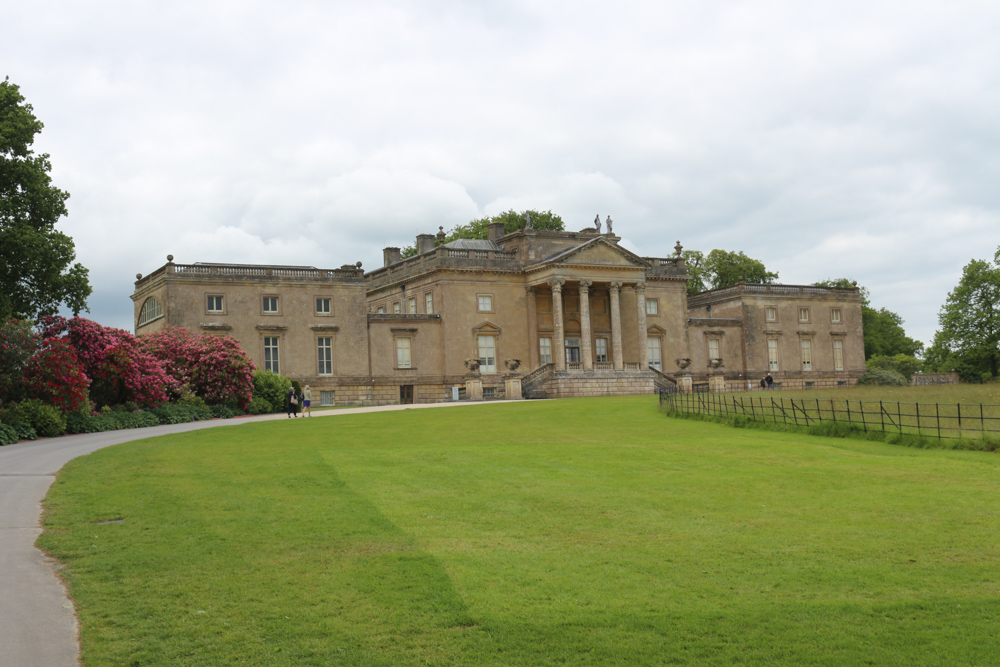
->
[5,0,999,346]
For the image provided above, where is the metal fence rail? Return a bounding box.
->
[660,391,1000,441]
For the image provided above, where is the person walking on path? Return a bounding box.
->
[765,374,774,389]
[287,387,299,417]
[303,385,313,417]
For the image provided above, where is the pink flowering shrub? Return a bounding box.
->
[23,338,90,412]
[0,319,40,401]
[141,327,255,410]
[40,316,171,408]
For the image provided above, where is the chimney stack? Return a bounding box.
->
[487,221,506,242]
[383,247,401,267]
[416,233,436,255]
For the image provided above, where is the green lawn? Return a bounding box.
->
[39,397,1000,665]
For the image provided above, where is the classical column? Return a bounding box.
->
[579,280,593,371]
[525,285,539,370]
[609,281,623,370]
[549,278,566,372]
[635,282,649,370]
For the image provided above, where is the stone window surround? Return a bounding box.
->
[391,327,417,370]
[138,296,163,327]
[798,306,811,324]
[262,295,280,315]
[830,307,842,324]
[472,321,501,374]
[315,296,333,316]
[424,291,434,314]
[477,293,495,313]
[765,305,778,322]
[645,298,659,316]
[262,334,281,374]
[206,294,225,315]
[316,335,334,376]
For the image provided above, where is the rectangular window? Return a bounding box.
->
[396,338,411,368]
[595,337,608,363]
[263,296,278,313]
[483,387,497,399]
[801,339,813,371]
[539,337,552,365]
[393,302,401,314]
[564,338,581,364]
[646,337,662,370]
[425,292,433,314]
[833,339,844,371]
[316,298,331,315]
[477,294,493,312]
[708,338,720,360]
[264,337,279,373]
[768,339,779,371]
[320,390,335,406]
[377,305,385,314]
[798,307,810,323]
[207,295,224,313]
[765,306,777,322]
[408,297,416,314]
[645,299,659,316]
[831,308,842,324]
[317,337,332,375]
[478,335,496,373]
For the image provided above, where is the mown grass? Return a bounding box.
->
[39,397,1000,666]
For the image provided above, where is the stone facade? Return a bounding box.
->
[131,228,866,405]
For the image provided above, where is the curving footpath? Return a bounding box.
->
[0,400,500,667]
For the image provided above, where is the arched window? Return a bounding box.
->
[137,297,163,327]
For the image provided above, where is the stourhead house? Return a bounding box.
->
[131,221,866,405]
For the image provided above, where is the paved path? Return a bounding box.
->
[0,400,502,667]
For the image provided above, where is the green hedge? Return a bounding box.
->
[0,423,18,446]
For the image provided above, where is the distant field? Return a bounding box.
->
[40,397,1000,666]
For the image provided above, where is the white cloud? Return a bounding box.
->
[5,0,1000,343]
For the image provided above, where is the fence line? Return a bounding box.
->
[659,392,1000,442]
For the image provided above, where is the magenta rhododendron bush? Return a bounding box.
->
[23,338,89,411]
[40,316,171,408]
[141,327,255,409]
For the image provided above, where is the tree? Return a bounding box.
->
[0,79,91,319]
[703,249,778,290]
[813,278,923,360]
[400,209,564,258]
[682,250,707,294]
[926,248,1000,381]
[0,318,39,401]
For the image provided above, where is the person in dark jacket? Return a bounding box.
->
[287,387,299,417]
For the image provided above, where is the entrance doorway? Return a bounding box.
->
[564,338,581,364]
[400,385,414,404]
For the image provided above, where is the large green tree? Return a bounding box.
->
[923,249,1000,381]
[0,78,90,319]
[401,209,564,258]
[813,278,923,360]
[683,249,778,294]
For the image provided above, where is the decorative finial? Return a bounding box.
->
[167,254,174,263]
[356,261,362,268]
[674,241,683,256]
[136,273,142,279]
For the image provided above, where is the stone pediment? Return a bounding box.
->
[529,238,649,271]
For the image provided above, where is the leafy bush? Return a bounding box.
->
[0,319,40,402]
[23,338,89,411]
[856,368,908,387]
[209,404,239,419]
[148,403,213,425]
[11,399,66,437]
[141,327,256,410]
[0,423,18,445]
[866,354,923,380]
[65,409,99,434]
[40,316,171,409]
[246,397,273,415]
[253,370,291,412]
[10,421,37,441]
[91,411,161,431]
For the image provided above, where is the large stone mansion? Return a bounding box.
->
[131,221,865,406]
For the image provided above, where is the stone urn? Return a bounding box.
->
[504,358,522,375]
[675,358,691,370]
[707,358,724,370]
[464,358,482,377]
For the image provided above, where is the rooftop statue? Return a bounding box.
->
[606,215,613,234]
[524,212,533,229]
[594,214,602,233]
